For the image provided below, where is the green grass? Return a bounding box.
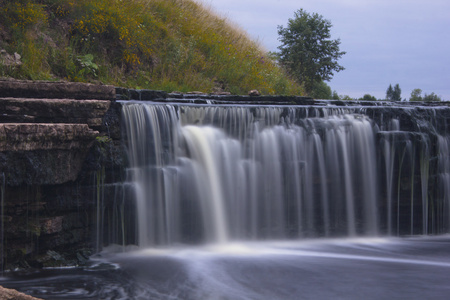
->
[0,0,303,95]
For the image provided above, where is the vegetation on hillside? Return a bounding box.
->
[0,0,303,95]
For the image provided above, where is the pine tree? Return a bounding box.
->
[393,84,402,101]
[386,83,401,101]
[386,84,394,101]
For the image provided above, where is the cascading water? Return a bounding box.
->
[438,135,450,229]
[119,102,450,247]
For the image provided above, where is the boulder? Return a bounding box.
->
[0,49,22,67]
[0,286,43,300]
[248,89,261,96]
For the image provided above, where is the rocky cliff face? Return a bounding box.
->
[0,80,123,270]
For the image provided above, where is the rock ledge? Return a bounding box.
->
[0,79,115,100]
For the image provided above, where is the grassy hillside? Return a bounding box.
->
[0,0,303,95]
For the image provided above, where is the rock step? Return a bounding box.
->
[0,79,115,100]
[0,98,111,127]
[0,123,99,151]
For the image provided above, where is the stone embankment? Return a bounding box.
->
[0,80,115,186]
[0,79,118,271]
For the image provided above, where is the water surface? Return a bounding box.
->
[2,236,450,299]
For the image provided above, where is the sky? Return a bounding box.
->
[199,0,450,100]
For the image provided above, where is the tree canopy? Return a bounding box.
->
[310,80,332,99]
[276,9,346,95]
[386,84,401,101]
[409,89,442,102]
[410,88,423,101]
[359,94,377,101]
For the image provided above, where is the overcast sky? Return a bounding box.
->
[200,0,450,100]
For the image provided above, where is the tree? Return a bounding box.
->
[393,84,402,101]
[310,80,332,99]
[423,92,441,102]
[386,83,401,101]
[276,9,346,94]
[340,95,354,100]
[331,90,340,100]
[410,89,423,101]
[359,94,377,101]
[386,84,394,100]
[409,89,442,102]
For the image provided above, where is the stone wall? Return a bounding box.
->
[0,80,123,270]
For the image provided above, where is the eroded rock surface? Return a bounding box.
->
[0,81,113,186]
[0,123,98,151]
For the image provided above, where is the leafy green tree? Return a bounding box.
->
[409,89,441,102]
[386,83,401,101]
[423,92,441,102]
[410,88,423,101]
[359,94,377,101]
[276,9,346,94]
[310,80,332,99]
[340,95,353,100]
[331,90,340,100]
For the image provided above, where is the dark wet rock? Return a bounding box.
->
[0,149,92,185]
[140,89,168,100]
[129,89,140,100]
[116,87,316,104]
[100,101,123,140]
[40,216,64,235]
[115,88,167,100]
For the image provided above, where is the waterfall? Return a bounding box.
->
[120,102,450,247]
[438,135,450,230]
